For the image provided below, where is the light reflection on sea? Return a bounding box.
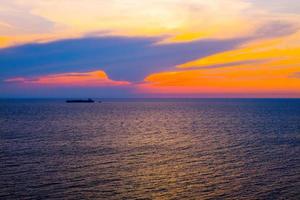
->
[0,99,300,199]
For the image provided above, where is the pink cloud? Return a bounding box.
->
[5,70,131,87]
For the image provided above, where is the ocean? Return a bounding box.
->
[1,99,300,199]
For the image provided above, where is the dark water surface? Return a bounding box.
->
[1,99,300,199]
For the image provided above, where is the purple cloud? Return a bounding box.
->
[0,36,249,82]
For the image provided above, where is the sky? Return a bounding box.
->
[0,0,300,98]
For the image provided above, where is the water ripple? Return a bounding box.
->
[1,99,300,199]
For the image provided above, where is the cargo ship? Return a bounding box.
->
[66,98,95,103]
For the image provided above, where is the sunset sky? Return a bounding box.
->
[1,0,300,97]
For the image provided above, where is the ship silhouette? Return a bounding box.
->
[66,98,95,103]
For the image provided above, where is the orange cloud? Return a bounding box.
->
[139,62,300,97]
[5,70,131,87]
[136,30,300,97]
